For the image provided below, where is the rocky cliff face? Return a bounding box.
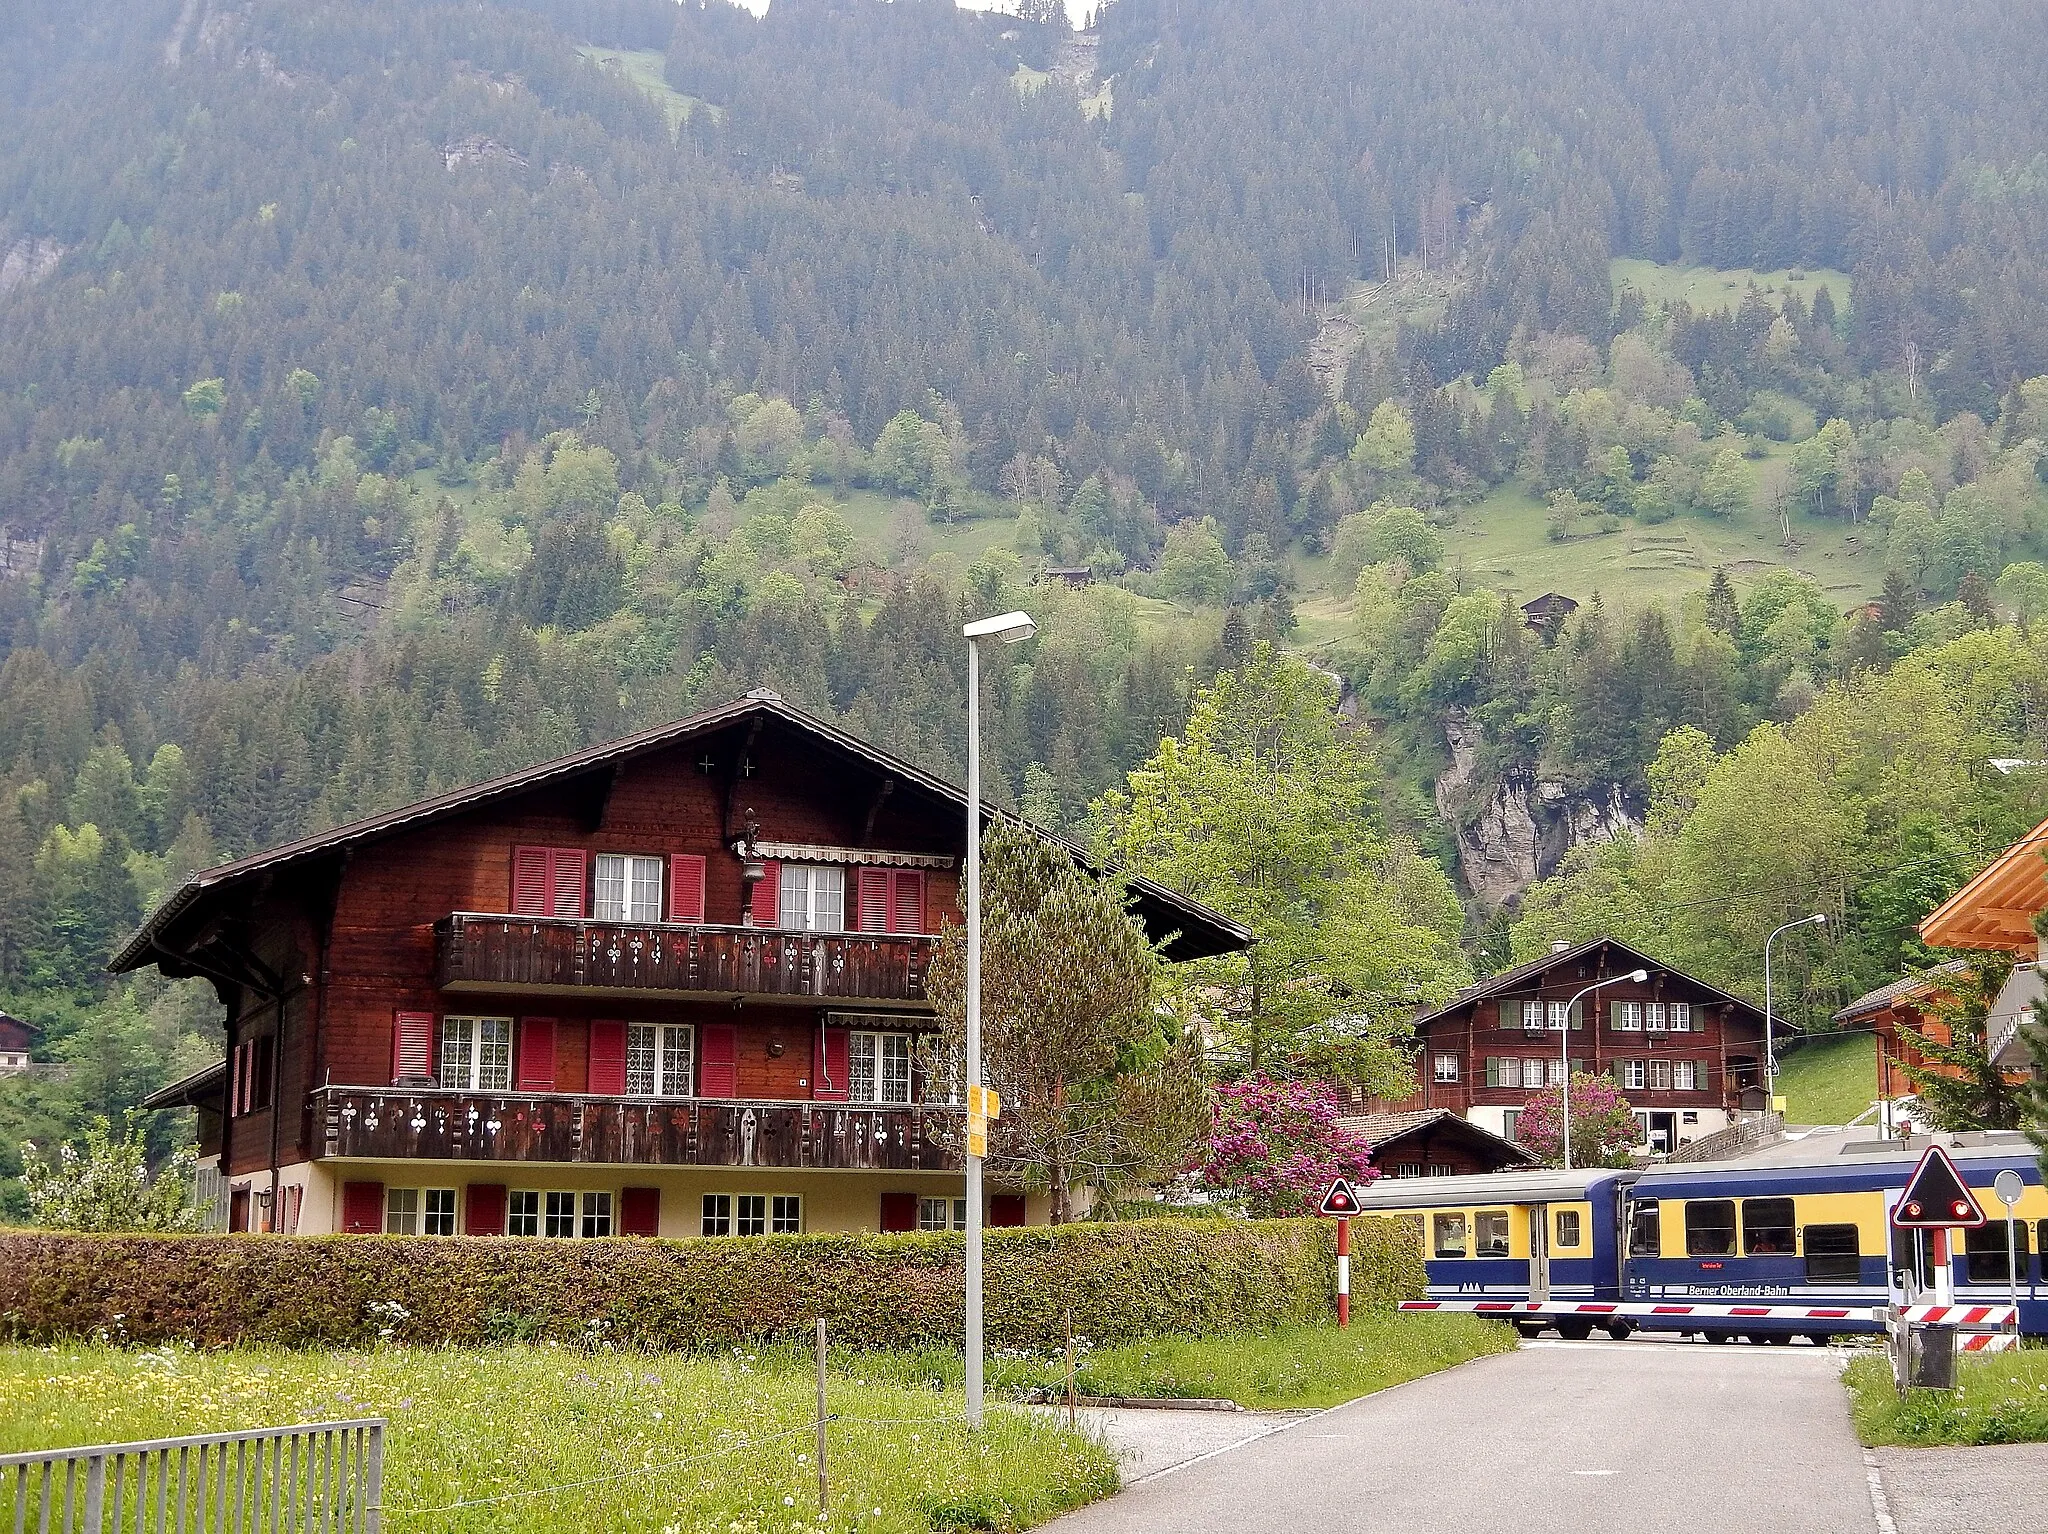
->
[1434,707,1640,908]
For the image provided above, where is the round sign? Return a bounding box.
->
[1994,1169,2025,1208]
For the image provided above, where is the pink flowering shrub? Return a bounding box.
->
[1514,1071,1643,1167]
[1201,1075,1377,1218]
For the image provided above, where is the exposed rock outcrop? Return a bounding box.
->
[0,237,66,298]
[1434,707,1641,908]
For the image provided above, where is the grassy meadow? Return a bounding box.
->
[1608,258,1853,316]
[1845,1350,2048,1446]
[1777,1032,1878,1126]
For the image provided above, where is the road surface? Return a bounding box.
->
[1040,1338,2042,1534]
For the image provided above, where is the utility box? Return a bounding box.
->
[1907,1323,1957,1390]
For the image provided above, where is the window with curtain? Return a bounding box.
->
[594,854,664,922]
[626,1022,694,1096]
[848,1030,913,1104]
[779,864,846,932]
[439,1017,513,1091]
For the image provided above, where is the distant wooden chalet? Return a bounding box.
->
[1397,937,1780,1156]
[0,1010,30,1075]
[125,692,1250,1238]
[1336,1108,1536,1177]
[1037,565,1094,589]
[1520,593,1579,632]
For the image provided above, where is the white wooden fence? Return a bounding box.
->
[0,1420,382,1534]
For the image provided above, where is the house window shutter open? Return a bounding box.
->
[620,1186,660,1237]
[989,1194,1027,1228]
[588,1020,628,1095]
[879,1191,917,1233]
[814,1024,850,1102]
[699,1023,738,1098]
[516,1018,557,1091]
[392,1011,435,1084]
[513,846,588,918]
[465,1183,507,1236]
[670,854,707,924]
[750,860,781,926]
[512,846,550,915]
[1497,999,1515,1028]
[550,848,588,917]
[857,868,890,933]
[890,870,926,934]
[342,1180,385,1234]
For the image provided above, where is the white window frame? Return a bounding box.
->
[919,1196,969,1231]
[849,1029,913,1105]
[772,1194,802,1234]
[384,1187,419,1235]
[779,864,846,933]
[422,1187,458,1236]
[507,1190,541,1236]
[735,1193,767,1237]
[1526,1058,1551,1086]
[627,1022,695,1097]
[1648,1058,1672,1090]
[1621,1059,1646,1091]
[1521,999,1546,1034]
[703,1192,803,1236]
[439,1016,513,1091]
[1670,1002,1692,1033]
[1613,1001,1643,1032]
[1433,1053,1459,1083]
[579,1191,612,1238]
[702,1193,733,1236]
[544,1190,578,1238]
[1549,1000,1573,1032]
[1498,1057,1522,1089]
[1674,1059,1698,1091]
[594,853,664,923]
[1646,1003,1668,1033]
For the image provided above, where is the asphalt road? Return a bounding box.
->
[1041,1338,1884,1534]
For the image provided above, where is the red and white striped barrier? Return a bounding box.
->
[1959,1332,2020,1353]
[1401,1299,1870,1322]
[1895,1304,2017,1327]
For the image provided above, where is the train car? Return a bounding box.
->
[1349,1167,1640,1339]
[1621,1129,2047,1342]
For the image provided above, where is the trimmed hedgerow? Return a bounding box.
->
[0,1216,1423,1351]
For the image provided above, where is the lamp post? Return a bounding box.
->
[962,610,1036,1431]
[1763,914,1826,1116]
[1559,969,1649,1171]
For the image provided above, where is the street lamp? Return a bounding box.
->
[1559,969,1649,1171]
[962,610,1035,1430]
[1763,913,1826,1117]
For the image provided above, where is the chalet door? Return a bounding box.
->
[1528,1205,1551,1304]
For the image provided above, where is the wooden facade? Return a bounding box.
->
[1392,937,1777,1157]
[121,693,1249,1237]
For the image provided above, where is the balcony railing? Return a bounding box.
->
[315,1086,965,1171]
[435,913,936,1003]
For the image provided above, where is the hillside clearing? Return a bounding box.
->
[1778,1031,1877,1126]
[1610,258,1853,315]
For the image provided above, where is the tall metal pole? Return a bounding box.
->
[964,635,985,1431]
[1559,969,1647,1172]
[1764,914,1825,1115]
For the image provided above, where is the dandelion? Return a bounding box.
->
[784,1496,796,1507]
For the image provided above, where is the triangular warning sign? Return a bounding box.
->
[1891,1144,1986,1228]
[1320,1178,1361,1216]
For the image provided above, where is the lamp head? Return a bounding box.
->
[1810,913,1827,926]
[1628,968,1649,982]
[964,611,1037,643]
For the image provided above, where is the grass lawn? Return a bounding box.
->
[1845,1350,2048,1446]
[0,1344,1114,1534]
[984,1314,1516,1410]
[1778,1031,1877,1126]
[1610,257,1852,317]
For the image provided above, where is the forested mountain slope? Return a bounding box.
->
[4,0,2048,1199]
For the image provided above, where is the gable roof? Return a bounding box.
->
[112,692,1254,972]
[1831,960,1970,1026]
[1412,935,1786,1036]
[1917,816,2048,953]
[1336,1108,1539,1167]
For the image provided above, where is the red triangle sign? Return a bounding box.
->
[1891,1144,1986,1228]
[1320,1178,1361,1216]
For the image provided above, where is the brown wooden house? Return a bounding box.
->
[125,692,1250,1239]
[1335,1108,1536,1177]
[1393,937,1779,1156]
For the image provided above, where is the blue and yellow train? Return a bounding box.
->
[1350,1129,2047,1341]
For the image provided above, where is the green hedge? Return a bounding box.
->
[0,1216,1424,1352]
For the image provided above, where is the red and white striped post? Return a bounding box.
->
[1336,1216,1351,1327]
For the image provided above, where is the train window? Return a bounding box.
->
[1891,1220,1936,1291]
[1803,1224,1861,1283]
[1433,1212,1468,1258]
[1474,1210,1511,1256]
[1555,1209,1582,1249]
[1684,1200,1737,1256]
[1629,1201,1661,1257]
[1964,1221,2030,1284]
[1742,1198,1795,1255]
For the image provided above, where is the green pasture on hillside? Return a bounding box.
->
[1777,1032,1877,1126]
[1610,258,1853,316]
[577,46,721,130]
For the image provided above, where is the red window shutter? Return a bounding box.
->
[669,854,707,924]
[512,846,551,915]
[750,860,781,926]
[392,1011,436,1084]
[857,868,890,933]
[890,871,926,934]
[989,1194,1027,1228]
[549,848,589,918]
[516,1018,557,1091]
[699,1023,738,1098]
[620,1186,661,1237]
[465,1183,507,1236]
[879,1191,917,1233]
[342,1181,385,1234]
[814,1024,850,1102]
[588,1020,627,1095]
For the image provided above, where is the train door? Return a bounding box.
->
[1884,1186,1936,1304]
[1529,1206,1551,1304]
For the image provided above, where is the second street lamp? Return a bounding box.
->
[961,609,1035,1431]
[1559,969,1648,1171]
[1763,913,1826,1115]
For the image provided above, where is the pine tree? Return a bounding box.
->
[1901,959,2024,1131]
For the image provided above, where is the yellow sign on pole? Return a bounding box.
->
[969,1086,1001,1120]
[966,1120,988,1159]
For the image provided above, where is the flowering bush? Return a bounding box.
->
[1201,1075,1377,1217]
[20,1115,209,1232]
[1513,1072,1643,1167]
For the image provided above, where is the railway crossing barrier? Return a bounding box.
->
[0,1419,383,1533]
[1886,1303,2019,1394]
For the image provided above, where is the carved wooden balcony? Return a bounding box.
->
[315,1087,965,1172]
[434,913,936,1003]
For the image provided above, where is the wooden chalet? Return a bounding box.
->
[1831,962,1969,1129]
[0,1010,30,1076]
[1909,819,2048,1087]
[1335,1108,1536,1177]
[1397,937,1780,1157]
[124,691,1251,1239]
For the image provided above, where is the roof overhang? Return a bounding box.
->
[140,1059,225,1111]
[1918,817,2048,954]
